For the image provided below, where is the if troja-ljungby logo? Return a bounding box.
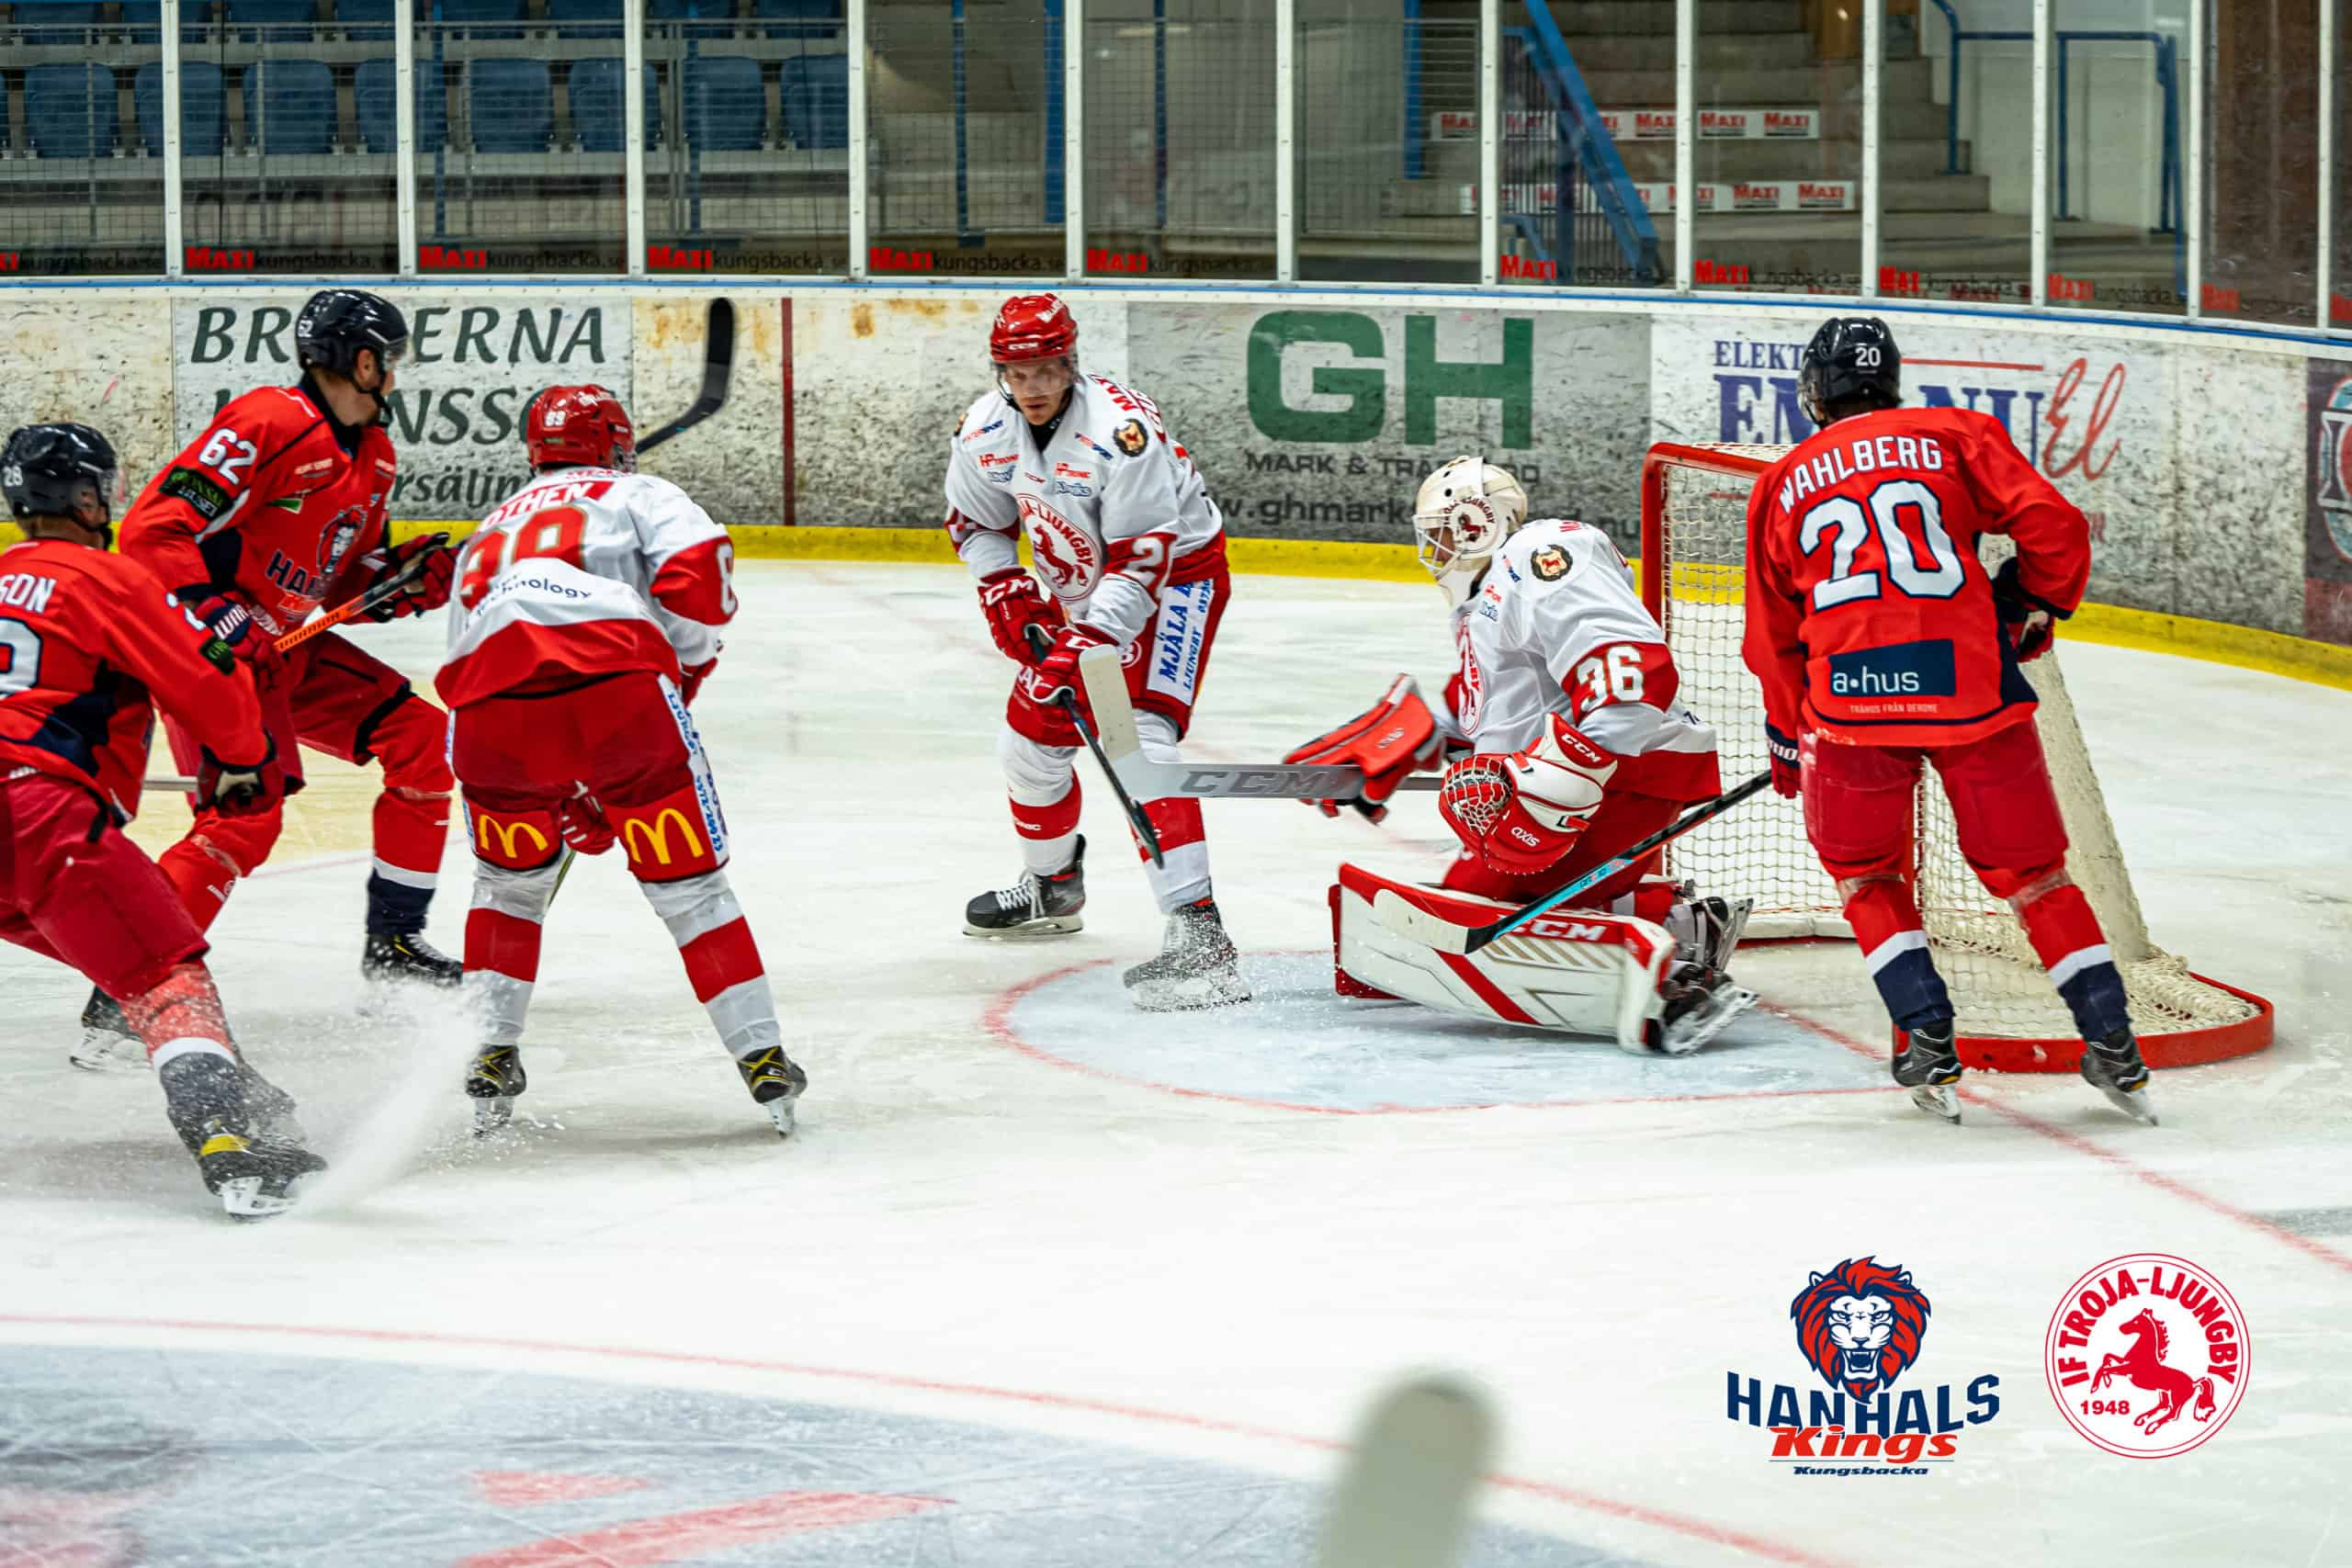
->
[1725,1257,2000,1475]
[2044,1253,2247,1458]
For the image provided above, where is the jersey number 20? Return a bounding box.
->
[1797,479,1963,611]
[458,505,588,609]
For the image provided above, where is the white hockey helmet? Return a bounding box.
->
[1413,456,1529,605]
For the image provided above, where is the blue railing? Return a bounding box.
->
[1505,2,1660,284]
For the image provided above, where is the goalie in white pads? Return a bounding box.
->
[1287,457,1756,1055]
[944,294,1248,1010]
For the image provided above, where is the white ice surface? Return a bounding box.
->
[4,561,2349,1566]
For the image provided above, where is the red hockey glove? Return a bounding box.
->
[1437,716,1618,877]
[977,569,1063,664]
[558,796,616,856]
[1284,674,1444,824]
[1763,722,1803,799]
[1007,623,1114,748]
[362,536,458,622]
[1991,558,2061,662]
[680,657,717,706]
[180,590,278,678]
[195,735,278,818]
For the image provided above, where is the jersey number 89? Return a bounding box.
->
[458,505,588,609]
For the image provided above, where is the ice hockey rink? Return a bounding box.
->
[3,558,2347,1567]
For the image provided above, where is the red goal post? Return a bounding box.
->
[1638,441,2272,1072]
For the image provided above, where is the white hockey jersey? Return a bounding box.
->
[1450,519,1720,801]
[943,373,1226,645]
[435,467,737,710]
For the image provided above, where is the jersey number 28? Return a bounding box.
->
[458,505,587,609]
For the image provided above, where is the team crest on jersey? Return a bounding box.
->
[1112,420,1148,457]
[1018,494,1101,597]
[978,451,1018,485]
[1530,545,1569,581]
[319,509,366,579]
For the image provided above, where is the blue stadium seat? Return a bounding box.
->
[683,54,762,152]
[543,0,617,37]
[26,64,118,159]
[567,58,658,152]
[242,59,337,154]
[134,60,227,157]
[433,0,524,39]
[753,0,835,37]
[777,51,842,149]
[469,59,551,152]
[356,57,447,152]
[17,2,104,42]
[225,0,318,40]
[116,0,214,45]
[334,0,391,39]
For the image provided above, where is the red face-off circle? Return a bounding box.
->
[2043,1253,2248,1459]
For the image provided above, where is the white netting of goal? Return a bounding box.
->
[1643,442,2264,1050]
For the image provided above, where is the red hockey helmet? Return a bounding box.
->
[989,294,1079,365]
[525,384,637,472]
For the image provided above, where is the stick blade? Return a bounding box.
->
[1368,889,1477,955]
[700,297,737,398]
[1076,644,1141,766]
[1315,1376,1496,1568]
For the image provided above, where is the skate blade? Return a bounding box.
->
[472,1098,517,1137]
[2095,1082,2158,1125]
[1659,986,1758,1056]
[962,914,1085,940]
[763,1099,798,1138]
[69,1037,151,1073]
[1909,1082,1962,1123]
[1125,972,1253,1013]
[217,1175,300,1219]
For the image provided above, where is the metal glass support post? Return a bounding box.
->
[849,0,868,278]
[162,0,183,275]
[1043,0,1063,227]
[1064,0,1084,277]
[2318,0,2335,330]
[2030,0,2050,307]
[1276,0,1295,281]
[1402,0,1423,179]
[394,0,417,274]
[2185,0,2203,318]
[1861,0,1882,297]
[1478,0,1498,285]
[625,0,647,275]
[1673,0,1693,289]
[1152,0,1168,236]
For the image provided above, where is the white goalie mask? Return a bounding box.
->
[1413,456,1529,608]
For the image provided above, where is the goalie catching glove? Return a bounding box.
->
[1437,713,1618,876]
[1283,675,1445,824]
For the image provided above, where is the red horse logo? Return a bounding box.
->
[2091,1308,2218,1435]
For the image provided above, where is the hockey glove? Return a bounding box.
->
[1437,716,1617,877]
[1763,722,1803,798]
[1007,623,1114,749]
[558,796,616,856]
[362,535,458,622]
[977,569,1063,664]
[196,736,278,817]
[180,590,277,674]
[1991,558,2062,662]
[1283,674,1445,824]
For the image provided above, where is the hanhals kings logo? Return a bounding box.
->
[1726,1257,2001,1475]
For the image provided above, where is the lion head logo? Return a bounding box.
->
[1791,1258,1931,1401]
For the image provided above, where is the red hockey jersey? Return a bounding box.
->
[0,538,266,821]
[119,380,397,636]
[1742,406,2091,748]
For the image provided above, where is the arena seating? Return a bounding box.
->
[224,0,317,39]
[543,0,616,39]
[14,1,104,43]
[778,51,842,149]
[242,58,336,153]
[469,58,553,152]
[681,53,763,151]
[753,0,835,38]
[356,56,449,152]
[336,0,391,40]
[432,0,525,39]
[117,1,215,44]
[568,56,659,151]
[26,63,117,158]
[134,60,228,156]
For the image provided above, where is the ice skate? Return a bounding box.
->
[2079,1026,2157,1124]
[362,932,464,987]
[466,1044,527,1135]
[1892,1020,1963,1123]
[1124,897,1251,1011]
[160,1053,325,1218]
[735,1044,808,1137]
[965,835,1087,938]
[71,986,146,1072]
[1650,963,1758,1055]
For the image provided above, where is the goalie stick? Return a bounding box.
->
[1027,626,1164,868]
[1072,646,1442,801]
[1368,768,1773,955]
[1314,1376,1495,1568]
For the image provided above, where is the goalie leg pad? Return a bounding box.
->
[1335,863,1675,1052]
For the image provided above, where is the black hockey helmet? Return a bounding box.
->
[1798,316,1902,426]
[295,288,409,378]
[2,423,119,526]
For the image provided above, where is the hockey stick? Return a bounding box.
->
[1314,1376,1495,1568]
[1030,629,1164,868]
[1073,647,1443,801]
[634,297,736,455]
[1369,768,1774,955]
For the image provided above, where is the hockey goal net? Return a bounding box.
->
[1639,441,2271,1070]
